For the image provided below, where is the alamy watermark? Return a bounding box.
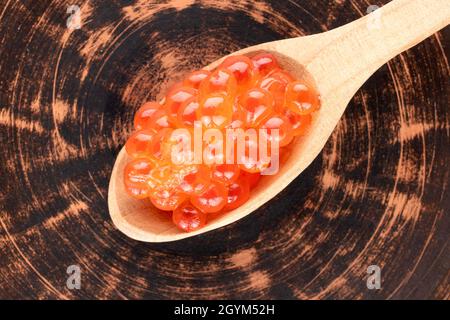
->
[366,265,381,290]
[367,5,382,30]
[163,122,280,175]
[67,5,82,30]
[66,265,81,290]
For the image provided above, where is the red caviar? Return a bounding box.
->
[184,70,210,89]
[225,177,250,211]
[173,202,207,232]
[123,158,154,199]
[252,52,279,75]
[134,102,160,130]
[124,52,320,232]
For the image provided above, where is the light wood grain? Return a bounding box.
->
[108,0,450,242]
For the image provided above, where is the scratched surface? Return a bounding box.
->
[0,0,449,300]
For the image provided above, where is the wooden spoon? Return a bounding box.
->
[108,0,450,242]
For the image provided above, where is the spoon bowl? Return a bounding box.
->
[108,0,450,242]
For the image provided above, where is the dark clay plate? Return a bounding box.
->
[0,0,448,299]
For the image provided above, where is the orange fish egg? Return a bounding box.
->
[177,96,200,128]
[238,88,274,127]
[197,93,233,129]
[177,165,211,195]
[173,201,207,232]
[134,102,161,130]
[190,181,229,214]
[224,177,250,211]
[220,55,256,92]
[150,189,187,211]
[123,158,154,199]
[284,81,320,115]
[125,129,156,158]
[164,86,197,121]
[184,70,211,89]
[260,114,294,147]
[259,68,294,110]
[251,52,279,76]
[211,163,240,186]
[284,110,312,136]
[199,68,237,97]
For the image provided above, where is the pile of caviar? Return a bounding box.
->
[124,53,320,232]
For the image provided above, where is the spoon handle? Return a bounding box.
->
[303,0,450,103]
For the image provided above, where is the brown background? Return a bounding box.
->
[0,0,448,299]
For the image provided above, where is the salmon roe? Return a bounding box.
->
[124,52,320,232]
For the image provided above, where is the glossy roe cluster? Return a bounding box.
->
[124,52,320,232]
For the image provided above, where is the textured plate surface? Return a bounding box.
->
[0,0,448,299]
